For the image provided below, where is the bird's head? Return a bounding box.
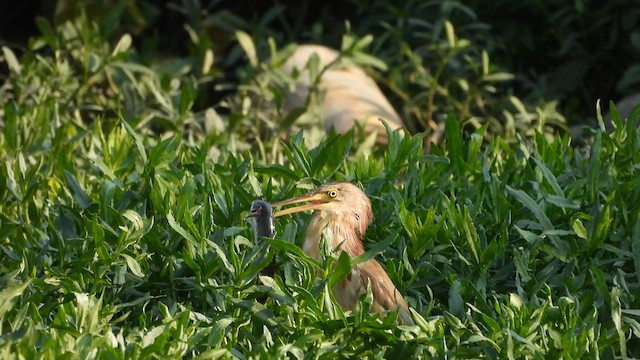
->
[272,182,372,235]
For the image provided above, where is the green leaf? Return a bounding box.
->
[482,72,515,82]
[445,112,465,176]
[87,53,102,73]
[147,135,180,170]
[167,211,198,246]
[208,241,235,275]
[254,164,300,180]
[546,195,580,209]
[448,281,464,317]
[267,239,321,269]
[122,254,145,278]
[226,295,277,326]
[444,310,464,330]
[609,101,623,130]
[509,186,570,258]
[34,16,58,47]
[309,132,352,179]
[64,170,93,210]
[587,133,602,201]
[2,46,22,75]
[3,102,17,150]
[462,207,480,264]
[0,278,31,319]
[611,286,627,356]
[281,107,308,130]
[122,120,148,163]
[633,216,640,287]
[236,30,257,67]
[141,325,168,348]
[209,317,234,347]
[532,155,563,197]
[507,186,552,229]
[179,78,196,115]
[444,21,456,47]
[328,251,352,288]
[5,161,23,201]
[288,137,312,177]
[572,219,588,240]
[351,50,388,71]
[112,33,132,55]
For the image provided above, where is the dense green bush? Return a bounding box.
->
[6,0,637,138]
[1,10,640,357]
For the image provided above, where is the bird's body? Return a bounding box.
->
[273,182,413,325]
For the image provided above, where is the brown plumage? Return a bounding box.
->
[272,182,413,325]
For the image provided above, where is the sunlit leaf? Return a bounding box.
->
[122,254,145,277]
[236,30,258,67]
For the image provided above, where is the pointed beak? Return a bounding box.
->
[272,192,328,217]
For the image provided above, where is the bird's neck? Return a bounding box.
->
[302,211,364,262]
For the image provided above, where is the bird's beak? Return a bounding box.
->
[272,192,328,217]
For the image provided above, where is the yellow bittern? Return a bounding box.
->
[272,182,413,325]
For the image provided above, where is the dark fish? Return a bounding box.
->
[247,200,275,241]
[246,199,276,278]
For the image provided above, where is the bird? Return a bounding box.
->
[272,182,413,325]
[277,44,405,145]
[246,199,276,278]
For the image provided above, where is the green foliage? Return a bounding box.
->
[1,6,640,360]
[340,1,567,140]
[225,6,567,149]
[13,0,635,133]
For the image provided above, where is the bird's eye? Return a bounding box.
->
[328,190,338,198]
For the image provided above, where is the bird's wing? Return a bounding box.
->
[334,259,414,325]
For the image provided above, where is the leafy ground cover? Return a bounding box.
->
[1,11,640,360]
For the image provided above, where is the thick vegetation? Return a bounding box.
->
[1,2,640,359]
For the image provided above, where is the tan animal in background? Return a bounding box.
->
[279,45,405,144]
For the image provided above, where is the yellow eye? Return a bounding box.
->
[328,190,338,198]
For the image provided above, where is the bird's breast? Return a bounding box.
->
[302,215,328,262]
[302,212,364,263]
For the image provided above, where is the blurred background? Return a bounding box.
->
[2,0,639,145]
